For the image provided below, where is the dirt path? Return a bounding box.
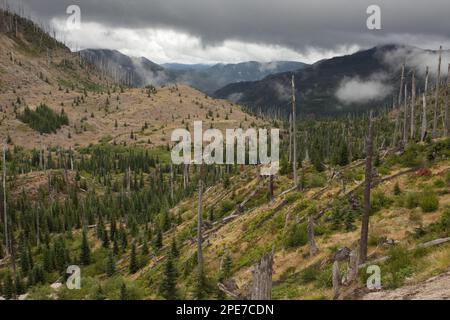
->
[362,270,450,300]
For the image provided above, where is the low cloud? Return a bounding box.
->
[381,45,450,77]
[335,73,392,105]
[273,82,291,102]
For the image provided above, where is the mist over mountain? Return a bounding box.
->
[80,49,307,93]
[214,44,450,116]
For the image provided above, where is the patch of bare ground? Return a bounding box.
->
[361,270,450,300]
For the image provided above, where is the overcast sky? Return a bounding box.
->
[12,0,450,64]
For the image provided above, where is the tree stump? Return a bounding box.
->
[250,252,273,300]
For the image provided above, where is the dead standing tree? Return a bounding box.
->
[445,64,450,137]
[433,46,442,138]
[2,144,8,256]
[421,67,429,142]
[393,64,405,148]
[307,215,318,257]
[403,83,409,145]
[250,251,273,300]
[359,111,374,263]
[291,74,298,187]
[197,164,206,278]
[411,71,416,140]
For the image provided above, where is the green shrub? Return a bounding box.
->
[418,190,439,212]
[284,223,308,249]
[299,265,320,284]
[220,200,235,216]
[285,192,302,204]
[371,191,393,213]
[306,173,326,188]
[398,143,425,167]
[433,179,446,188]
[383,246,414,289]
[445,172,450,186]
[439,208,450,233]
[393,182,401,195]
[405,192,419,209]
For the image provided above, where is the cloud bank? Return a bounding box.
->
[335,74,392,105]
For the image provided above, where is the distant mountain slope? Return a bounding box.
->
[182,60,308,94]
[80,48,307,94]
[80,49,177,87]
[214,45,448,116]
[161,63,211,71]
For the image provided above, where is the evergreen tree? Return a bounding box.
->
[193,267,207,300]
[80,230,91,265]
[129,243,139,274]
[141,240,149,256]
[170,238,179,258]
[218,254,232,282]
[106,250,116,277]
[153,229,163,251]
[94,285,106,300]
[102,230,110,248]
[159,255,177,299]
[120,283,128,300]
[43,247,54,273]
[3,273,14,300]
[15,274,25,295]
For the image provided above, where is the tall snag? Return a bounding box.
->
[359,111,374,263]
[398,63,405,107]
[307,215,318,257]
[291,75,298,187]
[421,67,429,142]
[411,71,416,139]
[2,144,8,256]
[445,64,450,137]
[403,83,409,145]
[197,164,205,274]
[433,46,442,138]
[250,252,273,300]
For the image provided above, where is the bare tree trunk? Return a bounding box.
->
[127,166,131,192]
[421,67,429,142]
[393,109,400,148]
[170,163,174,202]
[250,252,273,300]
[36,206,40,246]
[291,75,298,187]
[197,165,205,273]
[307,215,318,257]
[433,46,442,138]
[411,71,416,139]
[445,64,450,137]
[346,245,360,284]
[269,174,274,201]
[403,83,409,145]
[398,64,405,107]
[183,164,189,190]
[360,111,374,263]
[2,144,8,256]
[288,113,292,164]
[332,260,340,300]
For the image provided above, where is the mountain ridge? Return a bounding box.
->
[80,48,308,94]
[214,44,449,116]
